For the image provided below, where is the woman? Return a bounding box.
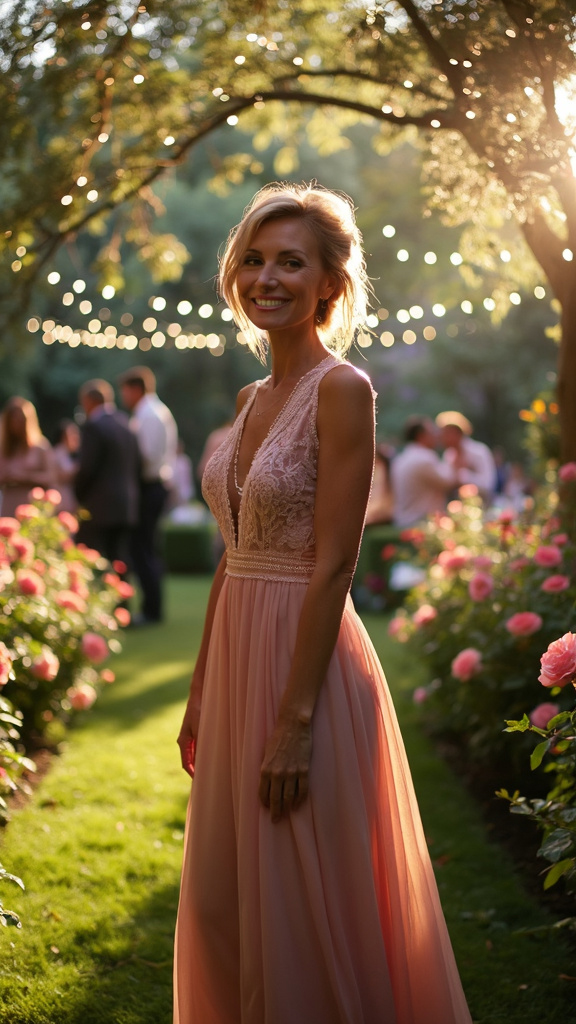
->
[0,397,55,516]
[174,183,472,1024]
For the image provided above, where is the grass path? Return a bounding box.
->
[0,577,574,1023]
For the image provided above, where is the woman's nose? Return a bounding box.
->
[256,262,279,287]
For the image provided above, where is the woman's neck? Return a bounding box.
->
[267,334,329,388]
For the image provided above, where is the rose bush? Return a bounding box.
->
[0,491,127,746]
[387,470,576,758]
[499,633,576,904]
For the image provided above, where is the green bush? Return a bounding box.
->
[161,518,217,573]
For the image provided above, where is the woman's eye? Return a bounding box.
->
[285,259,302,268]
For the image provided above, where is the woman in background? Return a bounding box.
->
[52,418,80,514]
[0,397,55,516]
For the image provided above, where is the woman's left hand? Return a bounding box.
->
[258,714,312,823]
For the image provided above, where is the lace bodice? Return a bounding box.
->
[202,355,342,580]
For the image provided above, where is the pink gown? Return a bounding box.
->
[174,355,472,1024]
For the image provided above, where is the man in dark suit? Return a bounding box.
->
[75,379,140,566]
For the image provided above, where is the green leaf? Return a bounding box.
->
[504,714,531,733]
[530,739,550,770]
[539,829,575,863]
[543,858,574,890]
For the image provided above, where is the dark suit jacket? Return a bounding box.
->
[75,409,140,526]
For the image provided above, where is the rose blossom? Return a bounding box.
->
[413,687,428,704]
[451,648,483,681]
[114,607,131,627]
[497,507,517,525]
[473,555,493,570]
[31,647,59,681]
[458,484,479,499]
[16,568,45,597]
[413,604,438,627]
[15,504,38,521]
[112,560,128,575]
[505,611,543,637]
[541,575,570,593]
[437,545,471,573]
[67,683,97,711]
[381,544,397,560]
[529,702,560,730]
[551,533,569,546]
[0,517,19,538]
[56,590,88,614]
[29,487,45,501]
[388,616,409,641]
[57,510,79,534]
[559,461,576,482]
[534,545,563,568]
[468,572,494,602]
[0,642,12,686]
[399,528,425,544]
[81,632,109,664]
[509,557,530,572]
[539,632,576,688]
[100,669,115,684]
[45,488,62,506]
[11,535,34,562]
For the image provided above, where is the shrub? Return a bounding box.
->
[0,492,126,745]
[387,478,576,759]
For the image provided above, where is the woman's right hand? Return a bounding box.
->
[177,693,202,778]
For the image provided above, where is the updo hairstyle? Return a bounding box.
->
[218,181,370,361]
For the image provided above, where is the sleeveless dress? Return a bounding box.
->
[173,355,472,1024]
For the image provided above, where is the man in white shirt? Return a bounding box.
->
[119,366,178,624]
[390,416,459,527]
[436,411,497,505]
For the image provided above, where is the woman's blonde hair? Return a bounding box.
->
[0,396,43,458]
[218,181,370,361]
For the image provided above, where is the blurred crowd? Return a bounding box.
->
[0,367,194,627]
[366,410,534,529]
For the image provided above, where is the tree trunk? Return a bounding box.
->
[558,284,576,465]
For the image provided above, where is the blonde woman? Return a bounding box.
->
[174,183,472,1024]
[0,397,55,515]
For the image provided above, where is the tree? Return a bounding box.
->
[2,1,575,457]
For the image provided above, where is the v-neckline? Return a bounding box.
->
[227,354,334,547]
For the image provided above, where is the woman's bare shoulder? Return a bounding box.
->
[235,380,260,415]
[318,362,374,409]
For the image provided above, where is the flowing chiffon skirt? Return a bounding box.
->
[173,575,472,1024]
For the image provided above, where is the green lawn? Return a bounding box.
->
[0,578,574,1024]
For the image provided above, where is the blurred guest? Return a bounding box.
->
[75,379,140,566]
[118,366,178,624]
[0,396,55,516]
[436,411,497,505]
[365,442,394,525]
[52,419,80,514]
[168,438,195,510]
[390,416,458,527]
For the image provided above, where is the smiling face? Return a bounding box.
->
[236,217,334,343]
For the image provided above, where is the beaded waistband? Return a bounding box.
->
[226,550,315,583]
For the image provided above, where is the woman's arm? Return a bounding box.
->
[177,551,228,776]
[259,365,375,822]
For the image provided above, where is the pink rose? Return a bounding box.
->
[413,686,428,704]
[529,702,560,729]
[16,568,46,597]
[468,572,494,601]
[534,545,563,568]
[381,543,397,560]
[100,669,115,684]
[15,504,38,521]
[413,604,438,627]
[541,575,570,593]
[387,616,409,642]
[57,510,79,534]
[473,555,493,570]
[559,462,576,482]
[509,557,530,572]
[31,647,60,682]
[505,611,543,637]
[56,590,88,614]
[539,632,576,688]
[29,486,45,501]
[45,488,62,505]
[497,507,517,524]
[0,517,19,538]
[451,648,483,681]
[67,683,97,711]
[114,607,131,627]
[551,533,569,546]
[0,642,13,686]
[437,545,470,573]
[399,528,426,544]
[81,632,109,664]
[116,580,135,600]
[458,484,479,499]
[11,535,34,562]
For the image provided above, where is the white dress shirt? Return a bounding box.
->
[444,437,496,502]
[391,443,457,526]
[131,393,178,484]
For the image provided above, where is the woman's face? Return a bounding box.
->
[236,217,334,339]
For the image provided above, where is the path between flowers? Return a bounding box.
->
[0,577,574,1024]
